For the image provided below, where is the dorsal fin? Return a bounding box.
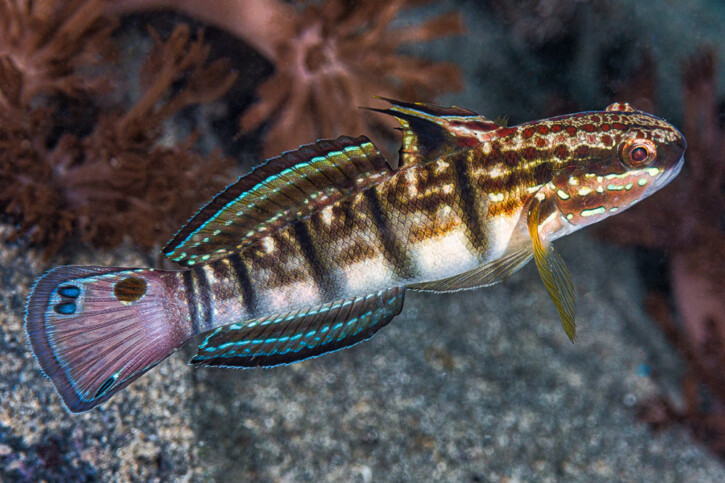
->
[368,97,501,167]
[164,135,392,266]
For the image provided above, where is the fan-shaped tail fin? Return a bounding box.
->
[25,266,189,413]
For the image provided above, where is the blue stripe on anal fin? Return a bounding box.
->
[190,287,405,368]
[25,266,188,413]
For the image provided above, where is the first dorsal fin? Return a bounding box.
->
[164,135,392,267]
[367,97,501,167]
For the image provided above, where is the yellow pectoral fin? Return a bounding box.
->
[528,197,577,342]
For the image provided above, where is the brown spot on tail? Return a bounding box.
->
[114,277,147,302]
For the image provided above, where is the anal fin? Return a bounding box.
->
[191,287,405,368]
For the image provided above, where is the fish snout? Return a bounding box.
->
[650,154,684,193]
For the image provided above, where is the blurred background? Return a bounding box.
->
[1,0,724,480]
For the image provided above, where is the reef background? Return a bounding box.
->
[1,0,724,480]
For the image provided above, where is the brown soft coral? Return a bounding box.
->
[110,0,465,158]
[596,49,725,458]
[0,0,115,108]
[0,18,236,256]
[239,0,465,157]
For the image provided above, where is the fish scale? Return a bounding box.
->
[25,99,686,412]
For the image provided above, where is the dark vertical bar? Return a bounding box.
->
[452,153,488,252]
[192,266,213,332]
[228,253,257,317]
[182,270,200,335]
[291,219,338,297]
[363,189,416,281]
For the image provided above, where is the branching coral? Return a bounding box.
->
[0,2,237,256]
[2,0,463,256]
[238,0,465,158]
[0,0,116,108]
[639,294,725,457]
[596,49,725,458]
[110,0,465,158]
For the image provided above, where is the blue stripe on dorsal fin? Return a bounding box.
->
[164,135,393,267]
[367,97,501,168]
[190,287,405,368]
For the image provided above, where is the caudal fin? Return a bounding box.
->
[25,266,189,413]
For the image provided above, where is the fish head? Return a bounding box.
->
[548,102,686,228]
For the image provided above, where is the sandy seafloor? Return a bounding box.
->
[3,0,725,481]
[3,231,725,481]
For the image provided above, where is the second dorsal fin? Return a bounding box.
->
[368,97,501,168]
[164,136,392,267]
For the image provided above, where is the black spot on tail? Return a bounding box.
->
[114,277,147,302]
[94,374,117,399]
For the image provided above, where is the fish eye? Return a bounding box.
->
[631,147,648,162]
[619,138,656,168]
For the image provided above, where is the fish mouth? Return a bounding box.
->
[651,155,684,192]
